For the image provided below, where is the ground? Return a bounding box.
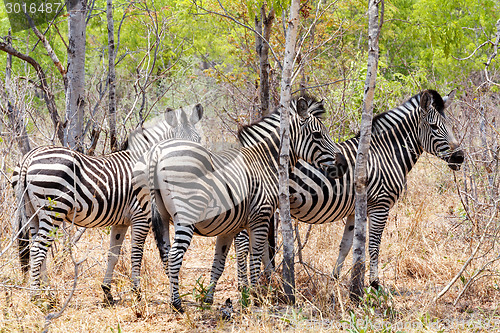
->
[0,155,498,332]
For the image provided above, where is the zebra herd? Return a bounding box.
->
[12,104,203,304]
[11,90,464,312]
[235,89,464,289]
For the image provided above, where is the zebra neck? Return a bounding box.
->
[368,98,424,173]
[238,113,300,172]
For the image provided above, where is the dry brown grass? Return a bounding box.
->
[0,157,499,332]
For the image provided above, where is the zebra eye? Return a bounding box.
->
[429,123,439,131]
[312,131,323,140]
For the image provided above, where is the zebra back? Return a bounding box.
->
[126,103,203,159]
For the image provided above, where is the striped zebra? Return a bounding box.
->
[132,96,348,312]
[12,104,203,303]
[235,89,464,289]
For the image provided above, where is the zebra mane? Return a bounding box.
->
[237,95,325,143]
[361,90,446,138]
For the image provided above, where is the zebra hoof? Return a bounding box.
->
[132,287,142,303]
[370,279,380,290]
[202,295,214,305]
[101,284,115,306]
[31,292,58,311]
[103,295,116,306]
[171,300,184,314]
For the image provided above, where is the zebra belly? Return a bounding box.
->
[26,166,134,228]
[289,162,356,224]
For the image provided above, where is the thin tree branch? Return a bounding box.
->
[0,41,65,144]
[192,0,283,72]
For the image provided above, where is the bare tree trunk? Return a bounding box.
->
[107,0,117,152]
[278,0,300,305]
[350,0,383,302]
[255,5,275,120]
[65,0,87,150]
[4,30,31,155]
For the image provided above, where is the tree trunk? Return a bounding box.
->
[65,0,87,150]
[255,5,275,120]
[107,0,117,152]
[278,0,300,305]
[4,30,31,155]
[349,0,382,301]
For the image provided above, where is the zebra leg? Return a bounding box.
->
[248,223,270,289]
[130,218,152,302]
[333,214,355,279]
[234,230,249,290]
[205,234,234,305]
[168,222,195,313]
[29,221,57,300]
[261,213,276,281]
[101,224,128,305]
[367,208,389,289]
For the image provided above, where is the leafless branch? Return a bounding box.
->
[0,41,65,144]
[484,18,500,86]
[192,0,283,72]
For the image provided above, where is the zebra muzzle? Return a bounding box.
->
[447,150,465,171]
[321,153,348,179]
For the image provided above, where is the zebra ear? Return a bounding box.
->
[443,89,456,109]
[296,97,310,118]
[419,90,433,115]
[165,108,178,127]
[190,103,203,125]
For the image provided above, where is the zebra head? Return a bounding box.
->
[418,89,464,170]
[291,96,348,179]
[127,103,203,158]
[165,103,204,143]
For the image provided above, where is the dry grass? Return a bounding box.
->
[0,155,499,332]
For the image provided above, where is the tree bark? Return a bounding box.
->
[255,5,275,120]
[349,0,382,301]
[107,0,117,152]
[65,0,87,150]
[278,0,300,305]
[4,30,31,155]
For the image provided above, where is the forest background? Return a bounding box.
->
[0,0,499,331]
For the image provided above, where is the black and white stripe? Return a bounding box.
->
[12,104,203,302]
[133,96,347,311]
[235,89,464,288]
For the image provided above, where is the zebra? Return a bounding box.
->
[235,89,465,290]
[12,104,203,304]
[132,96,348,312]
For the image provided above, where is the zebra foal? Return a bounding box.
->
[132,96,347,312]
[12,104,203,303]
[236,89,464,289]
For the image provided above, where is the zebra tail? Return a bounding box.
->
[147,148,169,268]
[151,196,168,266]
[267,213,276,272]
[14,160,30,275]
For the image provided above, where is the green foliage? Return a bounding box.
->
[361,286,396,318]
[381,0,499,85]
[110,323,122,333]
[191,276,214,310]
[239,286,251,308]
[1,0,498,149]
